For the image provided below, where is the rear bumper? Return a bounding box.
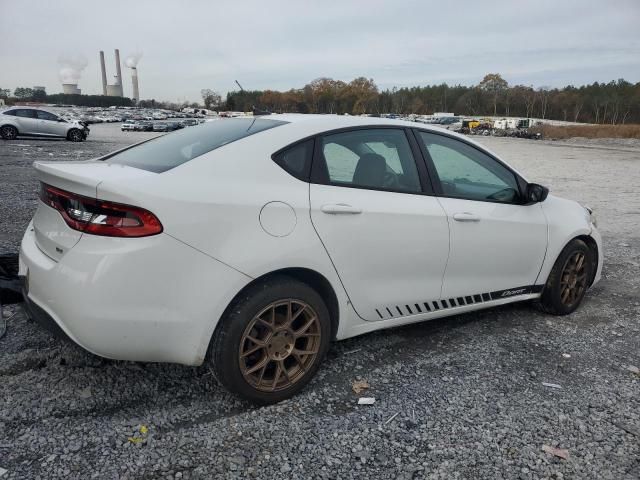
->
[19,222,251,365]
[21,280,73,342]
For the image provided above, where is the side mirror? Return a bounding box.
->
[525,183,549,204]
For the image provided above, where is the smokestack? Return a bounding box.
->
[131,67,139,103]
[114,49,123,96]
[99,51,107,96]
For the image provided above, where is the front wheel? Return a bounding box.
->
[1,125,18,140]
[538,239,593,315]
[209,276,331,404]
[67,128,84,142]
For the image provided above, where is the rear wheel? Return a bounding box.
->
[67,128,84,142]
[538,239,593,315]
[210,275,331,404]
[1,125,18,140]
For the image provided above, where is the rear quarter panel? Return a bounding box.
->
[96,125,356,337]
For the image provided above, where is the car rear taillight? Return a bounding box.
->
[39,182,163,237]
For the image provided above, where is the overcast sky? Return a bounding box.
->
[2,0,639,103]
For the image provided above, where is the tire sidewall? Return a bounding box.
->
[68,128,83,142]
[1,125,18,140]
[543,239,593,315]
[211,276,332,404]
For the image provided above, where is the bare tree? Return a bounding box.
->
[200,89,221,110]
[537,88,550,119]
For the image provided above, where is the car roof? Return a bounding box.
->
[267,113,420,129]
[257,113,474,149]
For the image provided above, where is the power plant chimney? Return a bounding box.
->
[114,49,123,96]
[99,51,107,96]
[131,67,139,103]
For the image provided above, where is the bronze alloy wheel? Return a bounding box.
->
[239,299,321,392]
[560,251,587,306]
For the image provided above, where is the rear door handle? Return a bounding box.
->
[453,212,480,222]
[321,204,362,215]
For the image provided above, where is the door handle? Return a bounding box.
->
[321,204,362,215]
[453,212,480,222]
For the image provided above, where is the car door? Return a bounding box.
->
[415,130,548,300]
[309,127,450,322]
[35,110,65,136]
[35,110,58,135]
[14,109,39,134]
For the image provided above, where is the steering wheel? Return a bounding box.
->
[487,188,516,202]
[382,171,400,189]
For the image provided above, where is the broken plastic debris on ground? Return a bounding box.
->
[542,382,562,389]
[542,445,569,460]
[351,379,370,394]
[127,425,149,445]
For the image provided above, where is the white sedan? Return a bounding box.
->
[19,115,602,403]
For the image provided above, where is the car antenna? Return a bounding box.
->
[235,80,271,117]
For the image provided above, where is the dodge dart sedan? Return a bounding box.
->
[19,115,602,403]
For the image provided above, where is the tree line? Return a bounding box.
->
[222,74,640,124]
[1,87,135,108]
[4,74,640,124]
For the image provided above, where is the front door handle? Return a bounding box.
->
[453,212,480,222]
[321,204,362,215]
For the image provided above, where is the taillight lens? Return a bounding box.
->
[39,182,163,237]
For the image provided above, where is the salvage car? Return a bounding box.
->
[19,115,602,403]
[134,121,154,132]
[121,121,138,132]
[1,108,89,141]
[152,122,170,132]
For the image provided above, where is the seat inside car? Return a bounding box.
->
[353,153,388,188]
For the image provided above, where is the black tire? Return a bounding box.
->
[67,128,84,142]
[209,275,331,404]
[1,125,18,140]
[538,239,593,315]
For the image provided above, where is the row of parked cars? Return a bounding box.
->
[121,118,203,132]
[45,106,206,125]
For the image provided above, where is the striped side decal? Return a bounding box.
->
[375,285,543,320]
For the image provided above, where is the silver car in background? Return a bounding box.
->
[0,108,89,141]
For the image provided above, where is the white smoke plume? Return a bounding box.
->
[58,54,88,84]
[125,52,143,68]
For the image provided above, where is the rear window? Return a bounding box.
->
[104,118,288,173]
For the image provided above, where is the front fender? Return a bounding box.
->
[535,194,600,286]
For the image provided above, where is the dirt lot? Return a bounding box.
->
[0,124,639,479]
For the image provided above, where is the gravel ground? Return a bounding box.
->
[0,124,639,479]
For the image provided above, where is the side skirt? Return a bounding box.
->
[340,290,542,340]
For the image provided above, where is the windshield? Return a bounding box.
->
[104,118,287,173]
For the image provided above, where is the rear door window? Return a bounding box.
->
[105,118,288,173]
[15,109,37,118]
[317,129,422,193]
